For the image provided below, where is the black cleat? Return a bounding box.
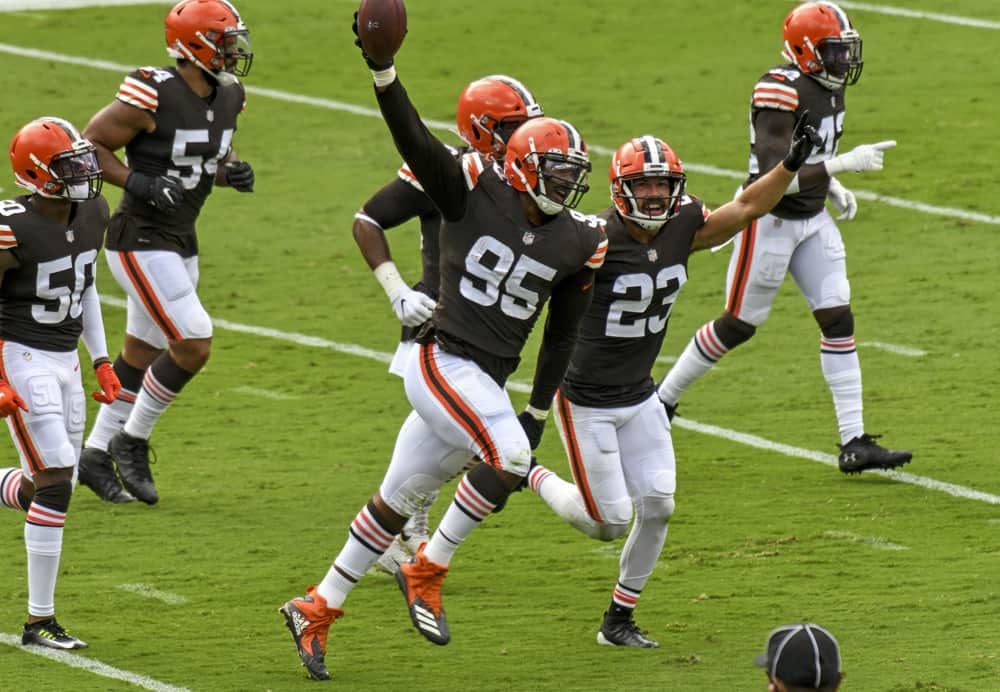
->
[109,432,158,504]
[838,433,912,475]
[596,611,660,649]
[22,618,88,650]
[77,447,135,503]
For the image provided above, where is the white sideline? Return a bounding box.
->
[97,296,1000,507]
[0,633,190,691]
[0,42,998,227]
[838,2,1000,30]
[117,583,189,605]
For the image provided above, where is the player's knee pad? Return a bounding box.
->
[715,314,757,349]
[635,494,675,525]
[382,473,444,518]
[33,480,72,514]
[819,307,854,339]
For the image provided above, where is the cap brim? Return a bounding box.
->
[753,652,769,668]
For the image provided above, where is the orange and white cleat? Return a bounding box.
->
[279,585,343,681]
[396,544,450,645]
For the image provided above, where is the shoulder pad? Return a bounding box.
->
[116,67,170,112]
[461,152,486,191]
[0,223,17,250]
[752,77,799,112]
[397,163,424,192]
[586,235,609,269]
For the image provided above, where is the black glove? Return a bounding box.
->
[782,109,823,172]
[225,161,254,192]
[125,172,184,212]
[352,11,394,71]
[517,411,546,450]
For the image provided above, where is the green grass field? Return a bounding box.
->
[0,1,998,690]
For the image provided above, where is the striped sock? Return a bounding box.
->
[85,354,144,451]
[0,468,28,511]
[611,582,642,613]
[423,475,496,567]
[658,321,727,405]
[124,354,193,440]
[319,504,399,608]
[25,502,66,618]
[820,334,863,444]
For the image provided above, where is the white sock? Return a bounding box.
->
[85,392,135,451]
[424,475,495,567]
[318,504,397,608]
[25,503,65,617]
[820,334,864,444]
[529,464,602,537]
[124,368,179,439]
[658,322,727,405]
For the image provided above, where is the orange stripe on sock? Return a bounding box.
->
[120,252,181,341]
[555,390,603,522]
[419,344,502,468]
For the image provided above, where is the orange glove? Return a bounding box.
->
[92,361,121,404]
[0,379,28,417]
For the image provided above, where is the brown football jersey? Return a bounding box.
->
[748,64,846,219]
[562,197,708,408]
[0,195,109,352]
[107,66,246,256]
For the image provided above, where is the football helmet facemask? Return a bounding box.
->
[610,135,686,232]
[165,0,252,86]
[9,117,103,202]
[456,75,543,159]
[782,1,863,90]
[504,117,591,216]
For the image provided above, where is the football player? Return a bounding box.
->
[657,1,911,474]
[0,117,121,649]
[353,74,544,573]
[525,120,819,648]
[75,0,255,505]
[278,19,608,681]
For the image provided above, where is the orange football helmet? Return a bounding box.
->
[456,75,543,159]
[610,135,686,231]
[165,0,252,85]
[504,117,590,215]
[9,117,102,202]
[782,2,862,90]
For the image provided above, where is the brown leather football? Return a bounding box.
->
[357,0,408,66]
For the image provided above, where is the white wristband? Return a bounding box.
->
[525,405,549,421]
[371,65,397,88]
[373,261,407,304]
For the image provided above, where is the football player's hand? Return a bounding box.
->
[824,140,897,175]
[517,410,546,450]
[0,379,28,417]
[352,11,394,71]
[225,161,254,192]
[827,177,858,221]
[125,171,184,212]
[782,110,823,172]
[92,361,121,405]
[391,287,436,327]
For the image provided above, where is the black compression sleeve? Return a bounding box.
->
[375,79,467,221]
[362,178,437,230]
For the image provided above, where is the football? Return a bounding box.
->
[357,0,408,66]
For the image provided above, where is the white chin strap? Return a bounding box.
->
[630,214,668,231]
[513,162,564,215]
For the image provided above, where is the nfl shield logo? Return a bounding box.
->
[206,109,215,122]
[65,229,75,243]
[647,248,658,262]
[523,231,535,246]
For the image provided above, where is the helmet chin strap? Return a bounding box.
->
[512,162,563,216]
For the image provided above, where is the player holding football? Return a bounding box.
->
[278,15,607,681]
[526,119,819,648]
[0,117,121,649]
[353,74,544,572]
[75,0,255,505]
[657,1,911,474]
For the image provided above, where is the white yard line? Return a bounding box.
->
[230,385,295,400]
[838,2,1000,30]
[98,296,1000,507]
[0,633,190,691]
[0,42,997,227]
[117,583,189,605]
[823,530,910,551]
[858,341,927,357]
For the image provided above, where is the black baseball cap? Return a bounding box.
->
[754,623,841,688]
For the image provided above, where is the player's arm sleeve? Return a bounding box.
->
[755,109,829,189]
[526,267,595,410]
[375,79,466,221]
[362,177,437,230]
[79,281,110,363]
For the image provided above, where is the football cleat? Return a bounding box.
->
[279,586,343,681]
[396,545,450,645]
[838,433,912,475]
[373,537,413,575]
[22,618,88,650]
[77,447,135,503]
[596,610,660,649]
[109,431,158,504]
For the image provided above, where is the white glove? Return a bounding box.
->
[824,140,896,175]
[826,176,858,221]
[373,261,437,327]
[392,287,437,327]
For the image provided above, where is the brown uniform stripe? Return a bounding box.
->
[0,341,44,474]
[119,252,182,341]
[555,391,603,522]
[725,220,757,317]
